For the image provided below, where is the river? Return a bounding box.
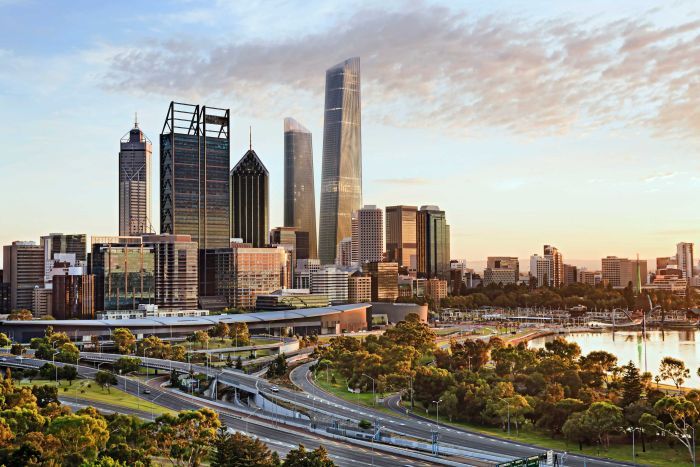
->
[528,329,700,388]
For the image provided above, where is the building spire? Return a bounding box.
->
[134,112,139,129]
[249,126,252,150]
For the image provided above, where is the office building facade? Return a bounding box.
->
[231,147,269,247]
[295,259,321,290]
[336,237,353,267]
[318,57,362,264]
[311,266,349,304]
[284,118,317,259]
[601,256,648,289]
[52,271,95,320]
[385,205,417,268]
[416,206,450,280]
[543,245,563,287]
[677,242,694,278]
[145,234,198,310]
[91,237,155,311]
[3,241,44,311]
[348,273,372,303]
[119,120,152,236]
[353,205,383,265]
[483,256,519,286]
[366,261,398,302]
[161,102,230,249]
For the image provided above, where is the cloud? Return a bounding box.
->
[374,177,432,185]
[643,171,677,182]
[103,3,700,138]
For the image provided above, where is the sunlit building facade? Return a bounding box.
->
[119,120,152,236]
[284,118,317,259]
[319,57,362,264]
[386,205,417,269]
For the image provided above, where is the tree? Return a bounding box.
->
[39,363,57,381]
[54,342,79,364]
[0,332,11,347]
[96,370,118,393]
[562,411,589,450]
[209,323,230,343]
[381,313,436,354]
[229,322,250,346]
[147,408,221,466]
[659,356,690,389]
[59,365,78,385]
[114,356,142,375]
[211,429,280,467]
[621,361,643,408]
[113,328,136,354]
[268,353,288,378]
[7,309,33,320]
[235,356,244,370]
[413,366,454,407]
[641,396,698,464]
[31,385,59,408]
[46,413,110,465]
[190,330,210,349]
[581,402,624,449]
[10,344,24,356]
[282,444,335,466]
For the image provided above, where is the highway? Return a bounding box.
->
[0,356,433,467]
[289,361,634,467]
[76,351,634,466]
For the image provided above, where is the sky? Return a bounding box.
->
[1,0,699,272]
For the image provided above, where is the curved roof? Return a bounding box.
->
[0,304,370,329]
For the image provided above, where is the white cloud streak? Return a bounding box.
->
[103,4,700,138]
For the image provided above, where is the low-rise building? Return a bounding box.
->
[348,273,372,303]
[255,289,330,310]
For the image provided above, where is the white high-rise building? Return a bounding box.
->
[352,205,383,265]
[295,259,321,289]
[677,242,694,278]
[529,254,551,287]
[543,245,563,287]
[311,266,349,304]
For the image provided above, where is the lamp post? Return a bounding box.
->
[432,399,443,457]
[498,397,511,436]
[627,426,642,463]
[52,350,60,385]
[362,373,376,406]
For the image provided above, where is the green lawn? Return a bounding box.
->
[312,370,404,418]
[18,379,175,416]
[425,410,697,467]
[312,370,696,466]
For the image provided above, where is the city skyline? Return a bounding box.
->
[2,1,700,265]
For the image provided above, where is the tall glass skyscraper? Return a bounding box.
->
[119,119,152,236]
[284,117,317,259]
[160,102,230,249]
[417,206,451,280]
[318,57,362,264]
[231,147,269,247]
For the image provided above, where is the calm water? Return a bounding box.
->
[529,330,700,388]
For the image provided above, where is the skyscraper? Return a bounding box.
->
[2,241,44,311]
[319,57,362,264]
[352,205,384,265]
[543,245,563,287]
[160,102,230,249]
[677,242,694,278]
[284,118,317,259]
[145,234,198,310]
[416,206,451,280]
[119,118,152,236]
[231,145,269,247]
[386,205,417,269]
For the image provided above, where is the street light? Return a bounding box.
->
[498,397,511,436]
[627,426,642,463]
[52,350,60,385]
[432,399,443,457]
[361,373,376,405]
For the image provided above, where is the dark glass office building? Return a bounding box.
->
[91,240,155,311]
[160,102,230,249]
[319,57,362,264]
[284,118,317,259]
[231,148,269,247]
[417,206,451,280]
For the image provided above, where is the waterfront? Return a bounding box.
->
[529,329,700,388]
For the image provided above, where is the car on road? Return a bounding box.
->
[0,358,6,362]
[270,385,279,392]
[143,389,151,394]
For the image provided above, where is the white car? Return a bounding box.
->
[270,385,279,393]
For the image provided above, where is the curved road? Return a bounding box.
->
[290,361,634,467]
[0,356,430,467]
